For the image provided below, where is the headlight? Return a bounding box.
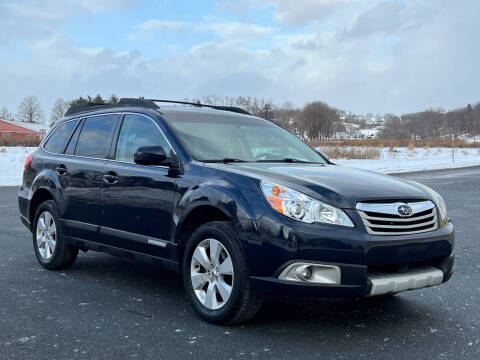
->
[412,182,449,225]
[260,180,354,227]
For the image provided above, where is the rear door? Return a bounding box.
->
[100,113,176,258]
[59,114,119,241]
[36,119,79,220]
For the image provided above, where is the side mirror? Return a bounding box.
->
[134,146,170,166]
[316,150,330,162]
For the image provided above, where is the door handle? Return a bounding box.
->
[103,172,118,184]
[56,165,67,176]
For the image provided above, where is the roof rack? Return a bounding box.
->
[64,98,250,116]
[64,98,159,116]
[149,99,251,115]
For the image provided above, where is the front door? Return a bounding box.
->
[100,113,177,258]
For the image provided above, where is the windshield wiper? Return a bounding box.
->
[203,158,247,163]
[256,158,312,163]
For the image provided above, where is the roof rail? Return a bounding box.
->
[149,99,251,115]
[118,98,159,109]
[64,97,250,116]
[64,102,115,116]
[64,98,159,116]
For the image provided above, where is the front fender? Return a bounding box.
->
[174,183,256,225]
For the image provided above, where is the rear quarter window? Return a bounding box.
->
[44,120,77,154]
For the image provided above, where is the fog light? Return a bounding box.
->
[302,266,312,280]
[279,262,341,284]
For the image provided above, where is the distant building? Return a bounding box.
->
[0,119,46,139]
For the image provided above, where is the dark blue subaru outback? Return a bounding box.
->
[18,98,454,324]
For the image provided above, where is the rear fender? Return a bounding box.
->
[29,169,64,219]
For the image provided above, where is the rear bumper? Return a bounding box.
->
[18,186,31,231]
[250,253,454,297]
[20,214,31,230]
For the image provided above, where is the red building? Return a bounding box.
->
[0,119,42,138]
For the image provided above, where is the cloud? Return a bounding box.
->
[216,0,353,26]
[0,0,134,43]
[1,0,480,117]
[204,22,272,39]
[70,0,135,14]
[131,20,272,40]
[339,1,412,39]
[267,0,346,25]
[137,20,190,32]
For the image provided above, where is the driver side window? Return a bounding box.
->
[115,114,171,163]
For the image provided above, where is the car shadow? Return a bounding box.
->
[69,251,436,330]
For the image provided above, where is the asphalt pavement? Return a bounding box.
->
[0,167,479,359]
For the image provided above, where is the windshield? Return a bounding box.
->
[165,112,326,163]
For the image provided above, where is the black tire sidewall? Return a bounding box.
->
[32,200,64,268]
[183,222,248,324]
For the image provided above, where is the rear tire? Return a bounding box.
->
[183,221,263,325]
[32,200,79,270]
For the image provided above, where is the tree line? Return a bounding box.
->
[0,95,120,127]
[188,95,342,140]
[379,105,479,139]
[1,94,478,141]
[189,95,479,140]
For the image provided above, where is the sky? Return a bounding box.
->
[1,0,479,120]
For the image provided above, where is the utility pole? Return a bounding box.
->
[451,133,455,163]
[474,113,476,144]
[467,104,475,143]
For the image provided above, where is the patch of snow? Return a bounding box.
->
[322,147,480,174]
[0,146,479,187]
[0,147,37,186]
[464,137,479,144]
[7,335,37,345]
[358,128,381,138]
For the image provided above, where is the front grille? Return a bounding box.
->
[356,201,438,235]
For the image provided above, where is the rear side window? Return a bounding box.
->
[44,120,77,154]
[75,115,116,159]
[115,114,171,163]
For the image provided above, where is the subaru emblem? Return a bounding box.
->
[397,204,413,217]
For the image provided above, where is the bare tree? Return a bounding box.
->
[299,101,339,140]
[257,102,275,121]
[50,98,71,127]
[379,116,408,139]
[17,96,44,123]
[273,102,301,134]
[0,106,14,121]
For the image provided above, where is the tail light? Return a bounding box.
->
[24,154,33,169]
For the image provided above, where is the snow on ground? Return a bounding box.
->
[0,147,36,186]
[324,147,480,174]
[0,146,479,186]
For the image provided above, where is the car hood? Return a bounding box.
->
[206,163,431,209]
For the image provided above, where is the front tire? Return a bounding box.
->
[33,200,79,270]
[183,221,263,324]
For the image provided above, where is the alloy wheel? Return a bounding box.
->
[36,211,57,260]
[190,238,234,310]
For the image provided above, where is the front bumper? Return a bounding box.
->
[250,253,454,297]
[241,211,455,297]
